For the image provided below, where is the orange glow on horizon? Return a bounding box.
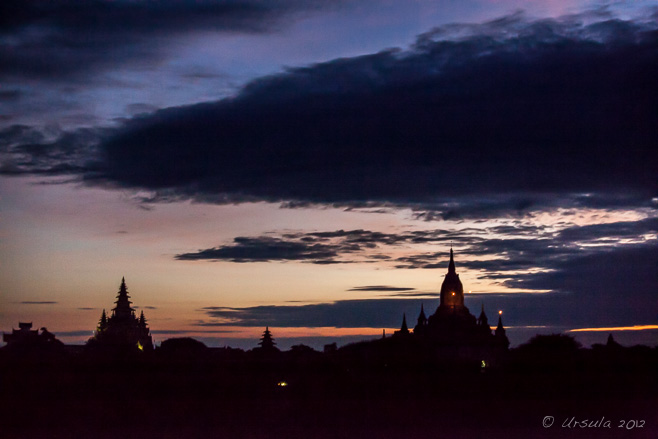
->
[569,325,658,332]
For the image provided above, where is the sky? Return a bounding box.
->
[1,0,657,350]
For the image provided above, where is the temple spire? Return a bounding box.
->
[477,302,489,327]
[414,304,428,334]
[439,247,464,310]
[113,276,133,318]
[399,313,409,335]
[448,247,456,273]
[495,310,509,348]
[394,313,410,337]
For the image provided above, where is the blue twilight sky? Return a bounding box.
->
[1,0,657,349]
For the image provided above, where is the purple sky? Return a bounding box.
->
[1,0,657,349]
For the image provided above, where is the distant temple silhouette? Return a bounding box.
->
[87,277,153,352]
[4,322,42,345]
[3,322,63,352]
[395,248,509,363]
[258,327,277,350]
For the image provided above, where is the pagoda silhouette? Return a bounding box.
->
[258,327,277,351]
[87,277,153,352]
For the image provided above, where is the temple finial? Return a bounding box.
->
[448,247,456,273]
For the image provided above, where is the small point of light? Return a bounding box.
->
[277,381,288,387]
[452,292,455,296]
[469,290,472,293]
[499,310,503,315]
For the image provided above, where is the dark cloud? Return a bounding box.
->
[0,0,331,81]
[98,14,658,204]
[125,103,159,117]
[0,90,21,102]
[19,301,58,305]
[56,330,95,337]
[199,300,427,328]
[77,307,96,311]
[555,217,658,242]
[2,13,657,210]
[411,197,549,221]
[410,194,658,221]
[348,286,416,292]
[382,292,440,298]
[394,218,658,272]
[176,230,418,263]
[174,226,484,264]
[151,329,237,335]
[176,236,346,263]
[175,215,658,270]
[0,124,103,175]
[504,243,658,325]
[457,243,658,330]
[305,229,407,245]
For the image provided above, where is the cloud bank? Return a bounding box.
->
[0,0,329,81]
[2,12,657,211]
[175,218,658,270]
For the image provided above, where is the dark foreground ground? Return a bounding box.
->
[1,349,656,439]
